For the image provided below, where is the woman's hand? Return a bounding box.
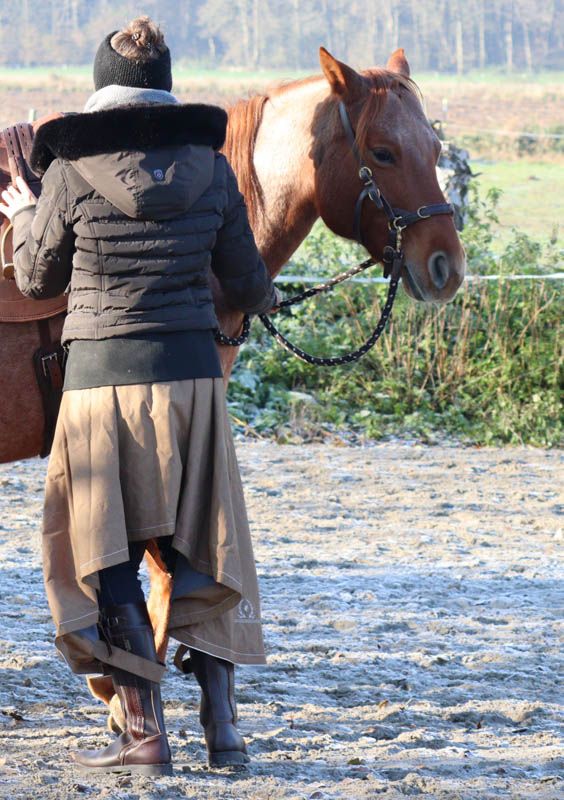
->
[0,176,37,221]
[269,287,283,314]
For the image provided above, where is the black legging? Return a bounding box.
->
[98,536,177,607]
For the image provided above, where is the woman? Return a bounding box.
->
[0,17,279,776]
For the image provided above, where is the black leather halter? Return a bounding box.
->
[338,101,454,280]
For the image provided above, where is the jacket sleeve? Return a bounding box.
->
[210,160,276,315]
[12,159,75,300]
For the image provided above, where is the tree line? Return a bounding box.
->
[1,0,561,72]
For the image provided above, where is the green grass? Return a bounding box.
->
[1,65,562,86]
[473,160,563,247]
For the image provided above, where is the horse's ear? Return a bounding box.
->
[386,48,411,77]
[319,47,364,98]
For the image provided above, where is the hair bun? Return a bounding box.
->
[111,16,167,62]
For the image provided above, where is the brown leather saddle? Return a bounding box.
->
[0,121,67,457]
[0,278,67,323]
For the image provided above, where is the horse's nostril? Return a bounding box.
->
[428,251,450,290]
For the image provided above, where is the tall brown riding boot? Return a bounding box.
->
[72,603,172,776]
[188,648,249,767]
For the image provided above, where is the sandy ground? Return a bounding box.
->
[0,441,562,800]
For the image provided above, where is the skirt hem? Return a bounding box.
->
[171,638,267,667]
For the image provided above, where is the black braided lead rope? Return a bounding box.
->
[214,313,251,347]
[274,255,376,309]
[259,271,400,366]
[214,254,401,366]
[214,254,377,348]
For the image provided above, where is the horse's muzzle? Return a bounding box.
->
[404,251,465,303]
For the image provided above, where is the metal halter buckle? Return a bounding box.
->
[358,165,373,185]
[417,206,431,219]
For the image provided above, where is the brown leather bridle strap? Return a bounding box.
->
[35,318,65,458]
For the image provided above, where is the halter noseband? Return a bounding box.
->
[338,101,454,280]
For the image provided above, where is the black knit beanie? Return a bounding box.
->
[93,32,172,92]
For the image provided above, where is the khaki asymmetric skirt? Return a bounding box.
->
[42,378,265,681]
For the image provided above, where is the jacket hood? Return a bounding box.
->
[30,104,227,220]
[71,146,215,221]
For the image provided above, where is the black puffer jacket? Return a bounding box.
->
[13,104,276,344]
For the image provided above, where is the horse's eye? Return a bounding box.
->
[372,148,395,165]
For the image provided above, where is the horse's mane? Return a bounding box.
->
[223,94,268,229]
[223,69,421,228]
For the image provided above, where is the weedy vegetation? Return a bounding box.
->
[228,184,562,447]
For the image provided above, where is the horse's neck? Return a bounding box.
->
[251,81,326,275]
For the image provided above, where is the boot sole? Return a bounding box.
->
[209,750,250,768]
[77,763,173,777]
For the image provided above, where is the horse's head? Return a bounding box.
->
[312,48,465,303]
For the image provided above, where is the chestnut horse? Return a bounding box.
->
[0,48,465,729]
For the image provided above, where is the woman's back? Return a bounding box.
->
[20,104,275,343]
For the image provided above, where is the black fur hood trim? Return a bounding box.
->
[31,103,228,175]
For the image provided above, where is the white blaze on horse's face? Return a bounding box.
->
[316,48,466,304]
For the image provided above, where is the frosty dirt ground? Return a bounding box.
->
[0,441,561,800]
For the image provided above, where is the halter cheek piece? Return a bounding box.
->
[215,101,455,367]
[337,101,454,280]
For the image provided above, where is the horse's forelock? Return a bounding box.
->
[355,69,422,152]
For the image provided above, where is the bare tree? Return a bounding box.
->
[504,1,514,72]
[0,0,560,71]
